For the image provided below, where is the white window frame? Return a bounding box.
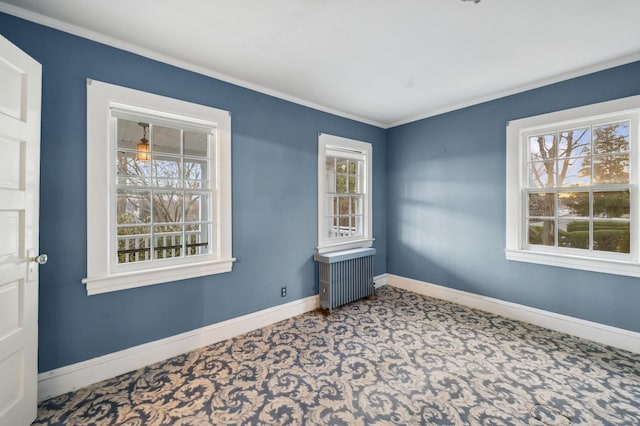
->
[83,79,234,295]
[506,95,640,277]
[317,133,373,254]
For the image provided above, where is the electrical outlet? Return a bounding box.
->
[281,286,287,297]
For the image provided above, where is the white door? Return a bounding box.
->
[0,35,42,426]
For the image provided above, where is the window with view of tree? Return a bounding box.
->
[116,119,212,264]
[317,134,373,254]
[325,155,364,239]
[526,121,630,253]
[506,95,640,277]
[84,80,233,295]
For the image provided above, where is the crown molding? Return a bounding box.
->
[387,51,640,128]
[2,2,639,130]
[0,2,386,129]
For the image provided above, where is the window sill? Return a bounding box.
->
[505,248,640,278]
[316,238,374,254]
[82,258,236,295]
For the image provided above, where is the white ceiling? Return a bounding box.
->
[2,0,640,127]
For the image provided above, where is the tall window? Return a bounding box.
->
[317,134,373,253]
[506,95,640,277]
[115,118,213,264]
[84,80,234,295]
[526,121,630,253]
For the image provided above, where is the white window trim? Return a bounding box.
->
[317,133,373,254]
[83,79,234,295]
[506,95,640,277]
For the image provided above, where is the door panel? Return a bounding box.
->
[0,211,21,258]
[0,280,21,341]
[0,349,24,415]
[0,136,24,190]
[0,34,41,426]
[0,56,25,121]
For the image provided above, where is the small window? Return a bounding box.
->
[84,80,234,295]
[506,95,640,277]
[317,134,373,253]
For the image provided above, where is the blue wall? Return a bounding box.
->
[387,61,640,333]
[3,11,639,374]
[0,13,387,372]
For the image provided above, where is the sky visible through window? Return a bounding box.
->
[526,121,630,253]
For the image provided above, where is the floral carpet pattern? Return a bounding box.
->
[35,286,640,425]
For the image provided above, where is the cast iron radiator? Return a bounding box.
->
[313,248,376,312]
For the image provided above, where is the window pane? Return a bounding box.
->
[528,193,555,217]
[153,192,183,223]
[348,160,359,174]
[529,134,555,161]
[558,220,589,249]
[528,219,555,246]
[339,216,350,236]
[351,197,362,216]
[117,190,151,224]
[185,193,209,222]
[348,176,357,193]
[326,196,337,216]
[338,197,350,215]
[184,158,208,189]
[593,221,630,253]
[186,223,210,256]
[117,151,151,185]
[336,174,347,193]
[327,216,338,238]
[354,216,363,237]
[594,191,630,219]
[593,121,630,155]
[593,154,629,184]
[558,156,590,187]
[117,119,146,151]
[154,225,183,259]
[117,229,151,264]
[117,226,151,264]
[184,131,208,157]
[153,155,182,186]
[558,192,588,218]
[529,161,555,188]
[348,215,361,236]
[325,172,336,193]
[336,159,348,173]
[153,125,181,154]
[558,128,590,159]
[326,156,336,173]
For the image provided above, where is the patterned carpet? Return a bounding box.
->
[35,286,640,425]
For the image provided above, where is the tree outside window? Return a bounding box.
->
[527,121,630,253]
[116,119,211,263]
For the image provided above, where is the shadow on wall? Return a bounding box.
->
[387,148,603,321]
[390,150,505,285]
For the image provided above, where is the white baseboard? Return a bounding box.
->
[37,295,319,402]
[373,273,388,288]
[41,272,636,402]
[387,274,640,354]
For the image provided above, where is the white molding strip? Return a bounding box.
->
[387,274,640,354]
[373,273,388,288]
[37,295,319,402]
